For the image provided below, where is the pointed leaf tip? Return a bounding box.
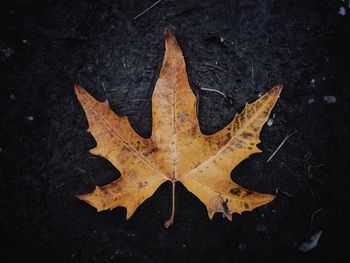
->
[164,28,181,52]
[271,84,283,96]
[164,27,174,38]
[74,84,81,94]
[74,84,88,99]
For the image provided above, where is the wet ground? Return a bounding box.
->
[1,0,350,262]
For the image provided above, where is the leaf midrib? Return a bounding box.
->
[80,94,168,181]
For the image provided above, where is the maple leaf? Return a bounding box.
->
[74,28,282,228]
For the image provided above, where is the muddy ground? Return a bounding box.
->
[1,0,350,262]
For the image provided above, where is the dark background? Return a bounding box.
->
[1,0,350,262]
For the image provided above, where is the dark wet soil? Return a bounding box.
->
[1,0,350,262]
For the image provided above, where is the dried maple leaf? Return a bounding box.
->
[74,29,282,228]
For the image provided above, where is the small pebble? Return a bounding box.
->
[339,6,346,16]
[0,147,2,153]
[267,118,273,127]
[323,95,336,104]
[1,47,14,58]
[256,224,267,232]
[299,230,323,252]
[220,37,225,42]
[26,116,34,121]
[308,98,315,104]
[10,94,16,100]
[238,243,246,250]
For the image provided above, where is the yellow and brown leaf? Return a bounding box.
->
[74,28,282,227]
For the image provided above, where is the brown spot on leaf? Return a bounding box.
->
[178,112,186,122]
[230,188,241,196]
[244,190,254,196]
[242,132,252,139]
[145,146,158,156]
[191,125,196,134]
[235,142,243,149]
[138,181,149,188]
[244,202,249,209]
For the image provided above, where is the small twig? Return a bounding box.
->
[280,190,293,197]
[55,183,65,189]
[304,152,312,178]
[203,62,226,72]
[310,208,323,228]
[101,81,106,95]
[198,87,238,110]
[267,130,298,163]
[304,152,325,179]
[275,187,293,197]
[134,0,162,20]
[199,87,227,100]
[75,167,87,174]
[164,181,176,228]
[121,56,127,69]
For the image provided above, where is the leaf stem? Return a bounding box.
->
[164,181,176,228]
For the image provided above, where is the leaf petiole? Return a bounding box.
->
[164,181,176,228]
